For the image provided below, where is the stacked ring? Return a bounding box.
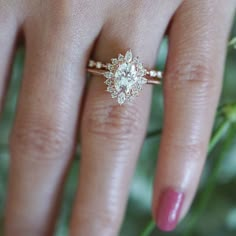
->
[87,50,163,104]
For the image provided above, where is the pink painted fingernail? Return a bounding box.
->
[155,188,184,232]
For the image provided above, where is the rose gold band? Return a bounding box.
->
[87,60,163,85]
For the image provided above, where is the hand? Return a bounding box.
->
[1,0,235,235]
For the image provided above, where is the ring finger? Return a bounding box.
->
[70,1,181,235]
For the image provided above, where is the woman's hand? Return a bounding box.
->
[1,0,235,235]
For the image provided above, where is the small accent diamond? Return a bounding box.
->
[150,70,157,77]
[107,63,114,70]
[157,71,163,78]
[125,50,132,62]
[107,86,114,92]
[133,57,139,63]
[96,62,102,69]
[111,58,118,64]
[88,60,95,67]
[118,54,124,61]
[105,79,112,85]
[104,72,113,79]
[118,92,126,105]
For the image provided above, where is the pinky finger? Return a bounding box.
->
[152,0,236,232]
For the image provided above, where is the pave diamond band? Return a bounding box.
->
[87,50,163,105]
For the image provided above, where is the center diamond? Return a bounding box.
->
[104,50,148,105]
[114,63,138,93]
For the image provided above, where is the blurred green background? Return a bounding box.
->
[0,18,236,236]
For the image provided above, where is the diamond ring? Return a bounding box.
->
[87,50,163,105]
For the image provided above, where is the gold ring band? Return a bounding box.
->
[87,49,163,104]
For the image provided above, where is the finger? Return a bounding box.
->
[70,1,182,235]
[0,4,19,111]
[5,4,102,235]
[152,0,236,232]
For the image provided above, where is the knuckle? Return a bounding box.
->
[163,139,205,162]
[83,102,143,144]
[6,226,46,236]
[72,208,120,235]
[176,142,205,161]
[27,1,75,36]
[166,61,218,93]
[10,120,70,160]
[26,0,93,50]
[120,0,158,16]
[91,211,119,230]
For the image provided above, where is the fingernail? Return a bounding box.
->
[155,188,184,232]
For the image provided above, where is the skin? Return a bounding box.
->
[0,0,235,235]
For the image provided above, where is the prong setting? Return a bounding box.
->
[87,50,163,104]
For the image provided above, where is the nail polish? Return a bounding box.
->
[155,188,184,232]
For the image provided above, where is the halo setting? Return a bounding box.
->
[104,50,148,105]
[87,49,163,105]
